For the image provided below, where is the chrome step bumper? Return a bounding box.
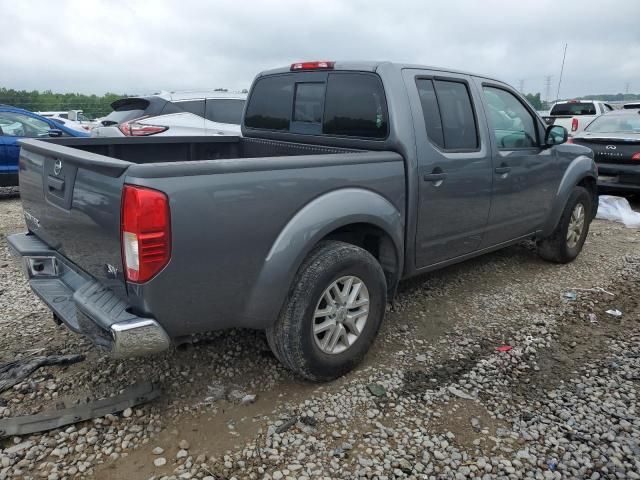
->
[7,233,171,357]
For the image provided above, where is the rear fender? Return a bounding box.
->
[243,188,404,327]
[542,154,597,237]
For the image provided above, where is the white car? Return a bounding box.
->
[92,91,246,137]
[543,100,614,136]
[37,110,96,133]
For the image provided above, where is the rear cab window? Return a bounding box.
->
[245,71,388,139]
[550,102,597,116]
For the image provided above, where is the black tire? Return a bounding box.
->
[537,186,592,264]
[266,241,387,382]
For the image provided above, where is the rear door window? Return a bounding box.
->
[415,79,445,148]
[415,78,478,150]
[205,99,245,125]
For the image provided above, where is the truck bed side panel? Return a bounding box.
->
[125,154,405,336]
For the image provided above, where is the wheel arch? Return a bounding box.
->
[243,188,404,328]
[541,155,598,237]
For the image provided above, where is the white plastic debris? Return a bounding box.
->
[596,196,640,228]
[605,309,622,317]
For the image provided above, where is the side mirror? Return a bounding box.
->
[48,129,63,138]
[545,124,568,147]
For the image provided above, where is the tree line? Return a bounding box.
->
[0,88,126,119]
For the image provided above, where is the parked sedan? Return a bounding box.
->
[571,109,640,193]
[0,106,89,187]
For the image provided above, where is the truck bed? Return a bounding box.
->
[16,136,405,341]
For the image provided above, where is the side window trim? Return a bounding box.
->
[415,75,481,153]
[481,82,542,150]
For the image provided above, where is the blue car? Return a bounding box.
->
[0,106,90,186]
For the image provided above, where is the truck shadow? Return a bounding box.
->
[0,187,19,200]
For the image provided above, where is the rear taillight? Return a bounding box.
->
[632,152,640,161]
[118,117,168,136]
[291,61,335,71]
[571,118,579,132]
[121,185,171,283]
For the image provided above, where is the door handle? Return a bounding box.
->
[47,175,65,191]
[423,172,447,182]
[494,166,511,175]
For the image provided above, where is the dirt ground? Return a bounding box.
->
[1,186,639,479]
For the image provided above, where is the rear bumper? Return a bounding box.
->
[597,163,640,193]
[7,233,171,357]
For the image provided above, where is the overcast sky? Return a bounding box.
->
[2,0,638,99]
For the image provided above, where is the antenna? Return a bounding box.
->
[555,43,568,103]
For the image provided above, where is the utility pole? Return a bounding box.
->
[555,43,568,103]
[544,75,553,104]
[518,79,525,93]
[625,82,630,94]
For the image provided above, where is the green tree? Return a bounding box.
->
[0,88,126,119]
[524,92,543,110]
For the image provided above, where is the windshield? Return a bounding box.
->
[550,102,596,116]
[585,114,640,134]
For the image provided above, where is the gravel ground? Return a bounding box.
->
[0,186,639,480]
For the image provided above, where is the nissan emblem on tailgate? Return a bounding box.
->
[54,159,63,175]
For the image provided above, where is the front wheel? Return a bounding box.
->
[266,241,387,381]
[537,186,593,263]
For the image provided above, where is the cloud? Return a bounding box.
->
[1,0,638,98]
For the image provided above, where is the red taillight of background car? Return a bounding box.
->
[291,61,335,71]
[121,185,171,283]
[118,117,168,136]
[571,118,579,132]
[566,137,574,144]
[632,152,640,161]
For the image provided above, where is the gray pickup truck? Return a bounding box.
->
[9,61,597,381]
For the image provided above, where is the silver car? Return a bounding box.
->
[92,90,246,137]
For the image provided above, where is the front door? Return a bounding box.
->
[403,69,493,268]
[477,83,557,246]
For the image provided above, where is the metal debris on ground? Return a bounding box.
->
[606,309,623,318]
[447,386,476,401]
[0,354,85,394]
[563,292,577,300]
[571,287,615,296]
[367,383,387,397]
[0,382,159,438]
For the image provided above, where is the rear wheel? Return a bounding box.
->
[266,241,387,381]
[537,186,592,263]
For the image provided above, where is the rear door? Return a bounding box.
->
[478,81,558,246]
[204,98,245,135]
[403,69,493,267]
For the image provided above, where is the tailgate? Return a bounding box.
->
[18,139,132,295]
